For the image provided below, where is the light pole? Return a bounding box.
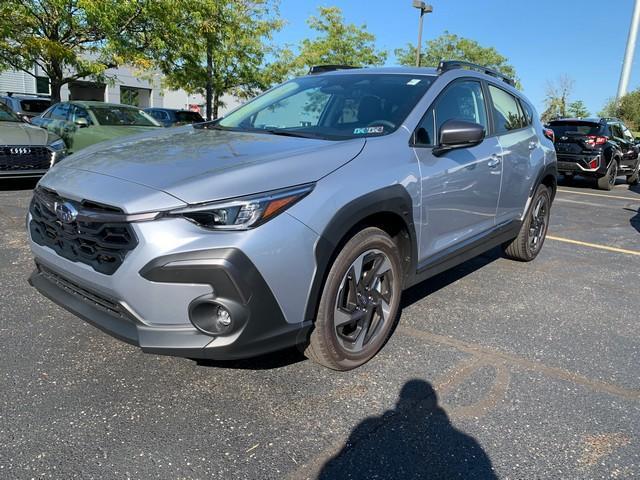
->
[617,0,640,99]
[413,1,433,67]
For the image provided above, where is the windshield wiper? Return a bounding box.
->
[260,128,324,139]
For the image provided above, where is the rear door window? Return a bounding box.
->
[488,85,525,134]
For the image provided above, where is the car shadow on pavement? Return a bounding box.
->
[194,346,307,370]
[318,379,497,479]
[0,178,39,191]
[401,247,502,310]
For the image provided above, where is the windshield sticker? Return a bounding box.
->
[407,79,422,86]
[354,126,384,135]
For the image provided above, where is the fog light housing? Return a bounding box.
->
[216,306,232,327]
[189,298,243,336]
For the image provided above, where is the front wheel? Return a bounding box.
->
[304,227,402,371]
[503,184,552,262]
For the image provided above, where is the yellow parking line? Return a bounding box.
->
[557,188,640,202]
[547,235,640,256]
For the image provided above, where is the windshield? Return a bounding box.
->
[218,74,435,140]
[176,111,204,123]
[90,105,160,127]
[549,121,601,138]
[20,99,51,114]
[0,102,20,122]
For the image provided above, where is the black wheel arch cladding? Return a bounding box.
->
[304,184,418,323]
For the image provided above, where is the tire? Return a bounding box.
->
[626,161,640,186]
[597,159,618,191]
[304,227,402,371]
[503,184,552,262]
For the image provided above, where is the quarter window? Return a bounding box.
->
[489,85,525,134]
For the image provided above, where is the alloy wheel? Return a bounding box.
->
[528,195,549,254]
[333,249,395,353]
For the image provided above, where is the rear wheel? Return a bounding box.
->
[597,159,618,190]
[305,227,402,371]
[503,184,551,262]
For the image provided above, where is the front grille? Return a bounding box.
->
[0,146,51,171]
[29,188,138,275]
[37,263,131,320]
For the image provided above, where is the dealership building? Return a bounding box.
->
[0,64,241,117]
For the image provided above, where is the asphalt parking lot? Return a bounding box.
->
[1,176,639,479]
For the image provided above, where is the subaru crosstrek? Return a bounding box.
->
[27,62,557,370]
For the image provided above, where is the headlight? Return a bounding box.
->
[170,183,314,230]
[47,138,66,151]
[47,138,67,165]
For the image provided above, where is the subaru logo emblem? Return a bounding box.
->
[54,202,78,224]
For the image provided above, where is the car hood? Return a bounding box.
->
[57,126,366,205]
[0,120,49,145]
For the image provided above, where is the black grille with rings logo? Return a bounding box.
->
[29,188,138,275]
[0,146,51,171]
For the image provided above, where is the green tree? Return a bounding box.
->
[394,32,519,86]
[567,100,590,118]
[540,75,574,123]
[0,0,168,103]
[155,0,283,120]
[286,7,387,74]
[598,89,640,130]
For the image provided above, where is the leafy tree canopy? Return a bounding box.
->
[567,100,590,118]
[284,7,387,75]
[394,32,519,87]
[155,0,283,119]
[599,89,640,131]
[0,0,169,102]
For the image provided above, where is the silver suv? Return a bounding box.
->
[27,62,557,370]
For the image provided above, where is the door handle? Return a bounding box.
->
[487,155,502,168]
[528,141,537,150]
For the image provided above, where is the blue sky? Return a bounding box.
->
[275,0,640,116]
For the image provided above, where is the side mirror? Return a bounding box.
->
[19,114,31,124]
[74,117,89,128]
[433,119,485,156]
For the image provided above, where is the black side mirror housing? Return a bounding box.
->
[433,119,485,156]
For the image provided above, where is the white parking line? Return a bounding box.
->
[557,188,640,202]
[547,235,640,256]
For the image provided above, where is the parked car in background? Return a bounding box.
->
[0,93,51,122]
[548,117,640,190]
[27,62,557,370]
[0,102,66,179]
[144,108,205,127]
[31,101,162,154]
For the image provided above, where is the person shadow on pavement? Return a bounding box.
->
[318,379,497,480]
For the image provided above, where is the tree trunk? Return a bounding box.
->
[205,39,213,121]
[213,93,220,119]
[50,79,62,104]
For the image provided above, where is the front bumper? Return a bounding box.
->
[29,247,312,360]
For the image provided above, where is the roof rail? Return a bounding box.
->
[437,60,515,87]
[308,64,360,75]
[2,91,51,98]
